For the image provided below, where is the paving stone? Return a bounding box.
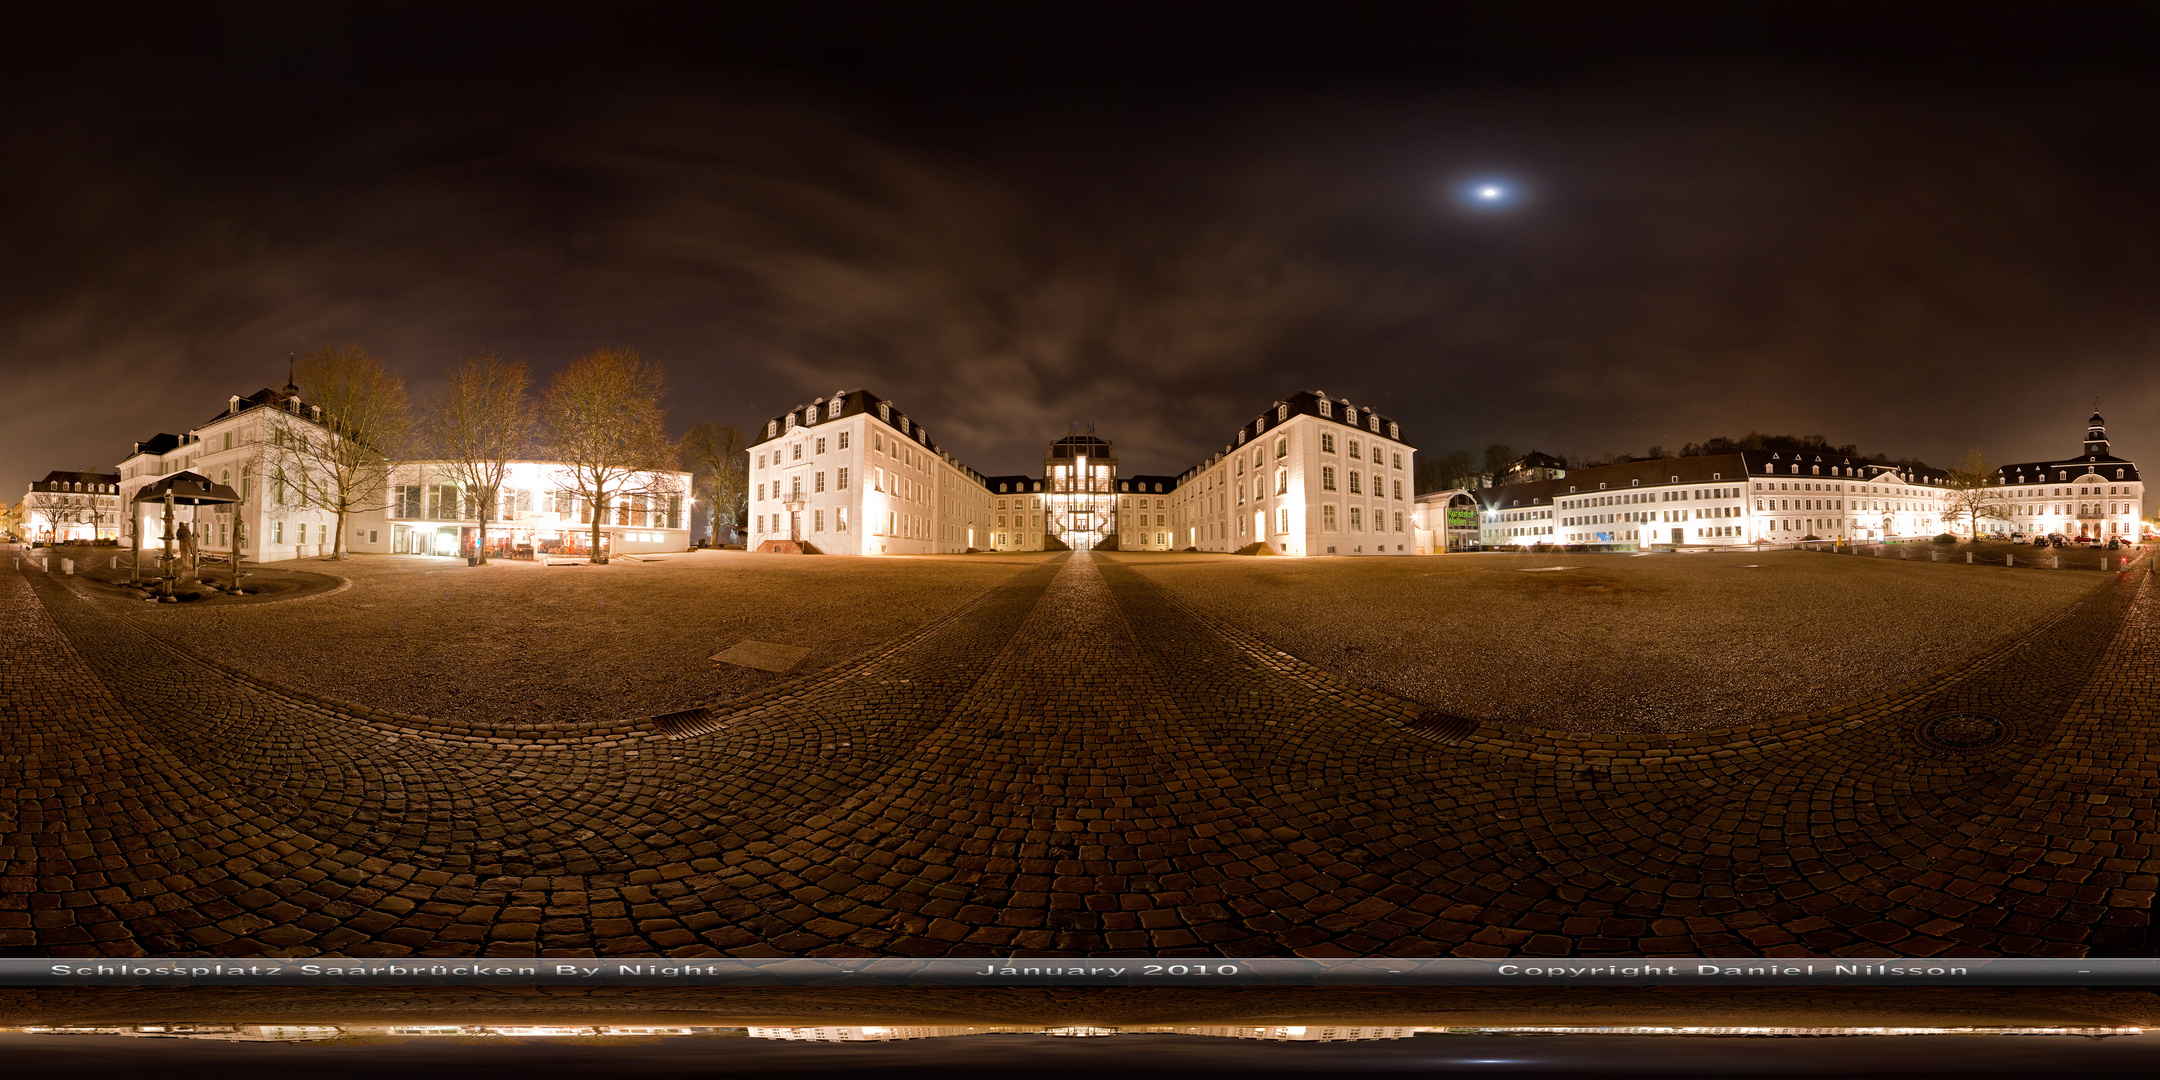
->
[2,553,2156,958]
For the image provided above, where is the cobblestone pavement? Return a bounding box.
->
[3,551,2155,959]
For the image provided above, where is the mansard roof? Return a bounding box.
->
[127,433,184,458]
[754,389,937,451]
[34,469,121,489]
[1121,474,1177,494]
[983,474,1040,494]
[203,386,304,425]
[1998,454,2140,484]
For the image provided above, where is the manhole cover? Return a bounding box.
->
[1914,712,2013,753]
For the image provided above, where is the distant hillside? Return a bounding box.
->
[1582,433,1931,472]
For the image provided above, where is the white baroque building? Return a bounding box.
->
[117,385,345,563]
[22,470,123,542]
[1992,412,2144,541]
[1168,391,1415,556]
[747,389,997,555]
[1485,451,1952,550]
[747,388,1415,556]
[117,379,691,563]
[1478,412,2144,550]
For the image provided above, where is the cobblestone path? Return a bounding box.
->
[4,553,2155,958]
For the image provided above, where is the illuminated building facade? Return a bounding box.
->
[22,470,123,542]
[748,389,997,555]
[750,389,1406,556]
[1166,391,1416,556]
[381,460,691,559]
[1992,412,2145,540]
[116,385,346,563]
[1485,452,1954,550]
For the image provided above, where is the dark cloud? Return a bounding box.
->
[3,4,2158,497]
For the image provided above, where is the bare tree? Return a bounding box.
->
[540,349,682,563]
[680,420,748,544]
[420,352,536,564]
[1482,443,1516,486]
[1944,447,2010,538]
[22,487,66,543]
[266,344,413,559]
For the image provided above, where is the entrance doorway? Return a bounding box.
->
[1671,528,1683,545]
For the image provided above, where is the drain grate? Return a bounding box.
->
[1404,710,1480,746]
[653,707,723,739]
[1913,712,2014,754]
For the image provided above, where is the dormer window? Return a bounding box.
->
[1318,399,1332,418]
[1276,403,1289,422]
[1369,415,1380,433]
[829,398,843,418]
[878,403,890,422]
[766,420,778,438]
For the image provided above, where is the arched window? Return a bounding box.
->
[1276,437,1288,459]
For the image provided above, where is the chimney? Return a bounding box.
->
[229,394,241,413]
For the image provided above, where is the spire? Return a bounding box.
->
[284,353,298,395]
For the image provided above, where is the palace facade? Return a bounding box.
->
[116,380,689,563]
[1991,412,2144,540]
[22,470,123,542]
[747,388,1415,556]
[1475,412,2144,550]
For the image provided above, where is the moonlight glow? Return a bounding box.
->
[1455,178,1521,210]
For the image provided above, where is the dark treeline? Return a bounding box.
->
[1414,433,1933,495]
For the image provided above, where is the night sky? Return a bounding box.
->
[4,3,2158,498]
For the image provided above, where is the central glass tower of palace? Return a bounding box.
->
[1044,433,1117,550]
